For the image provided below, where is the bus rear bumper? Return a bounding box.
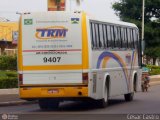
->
[19,86,88,99]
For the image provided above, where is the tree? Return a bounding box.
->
[112,0,160,65]
[144,47,160,65]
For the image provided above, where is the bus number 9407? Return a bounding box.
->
[43,57,61,63]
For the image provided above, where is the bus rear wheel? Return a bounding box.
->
[97,84,109,108]
[124,92,134,101]
[38,99,59,110]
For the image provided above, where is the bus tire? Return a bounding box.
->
[133,74,137,92]
[124,92,134,102]
[38,99,59,110]
[97,83,109,108]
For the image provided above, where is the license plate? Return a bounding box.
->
[48,89,59,94]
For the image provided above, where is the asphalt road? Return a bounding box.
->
[0,85,160,120]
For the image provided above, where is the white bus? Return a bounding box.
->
[18,12,142,109]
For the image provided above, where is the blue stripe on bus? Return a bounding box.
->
[96,51,135,91]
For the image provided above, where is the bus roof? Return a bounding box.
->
[87,15,138,28]
[21,11,138,29]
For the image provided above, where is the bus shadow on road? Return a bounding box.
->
[107,99,127,108]
[38,99,127,112]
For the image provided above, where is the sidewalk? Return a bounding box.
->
[0,88,37,107]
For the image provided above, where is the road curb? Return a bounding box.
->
[0,100,37,107]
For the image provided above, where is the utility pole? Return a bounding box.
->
[142,0,145,41]
[142,0,145,64]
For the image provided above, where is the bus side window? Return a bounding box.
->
[130,28,134,49]
[99,24,104,49]
[92,23,97,49]
[103,24,107,48]
[124,28,127,49]
[95,23,100,49]
[117,27,121,48]
[136,29,140,49]
[110,26,114,49]
[119,27,123,48]
[133,29,137,49]
[127,28,131,49]
[107,25,112,48]
[94,24,99,49]
[113,26,118,48]
[120,27,124,48]
[90,22,94,49]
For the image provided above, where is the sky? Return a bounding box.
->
[0,0,119,21]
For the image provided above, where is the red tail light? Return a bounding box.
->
[19,74,23,85]
[82,73,88,84]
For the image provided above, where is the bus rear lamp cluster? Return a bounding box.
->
[82,73,88,84]
[19,74,23,85]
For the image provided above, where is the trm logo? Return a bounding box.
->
[35,26,68,40]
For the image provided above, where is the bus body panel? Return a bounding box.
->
[20,12,84,85]
[87,18,142,100]
[88,49,141,99]
[23,72,82,85]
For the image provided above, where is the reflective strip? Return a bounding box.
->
[22,65,82,71]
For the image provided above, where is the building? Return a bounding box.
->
[48,0,65,11]
[0,20,18,55]
[48,0,83,11]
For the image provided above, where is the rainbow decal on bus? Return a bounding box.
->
[96,51,136,91]
[35,26,68,40]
